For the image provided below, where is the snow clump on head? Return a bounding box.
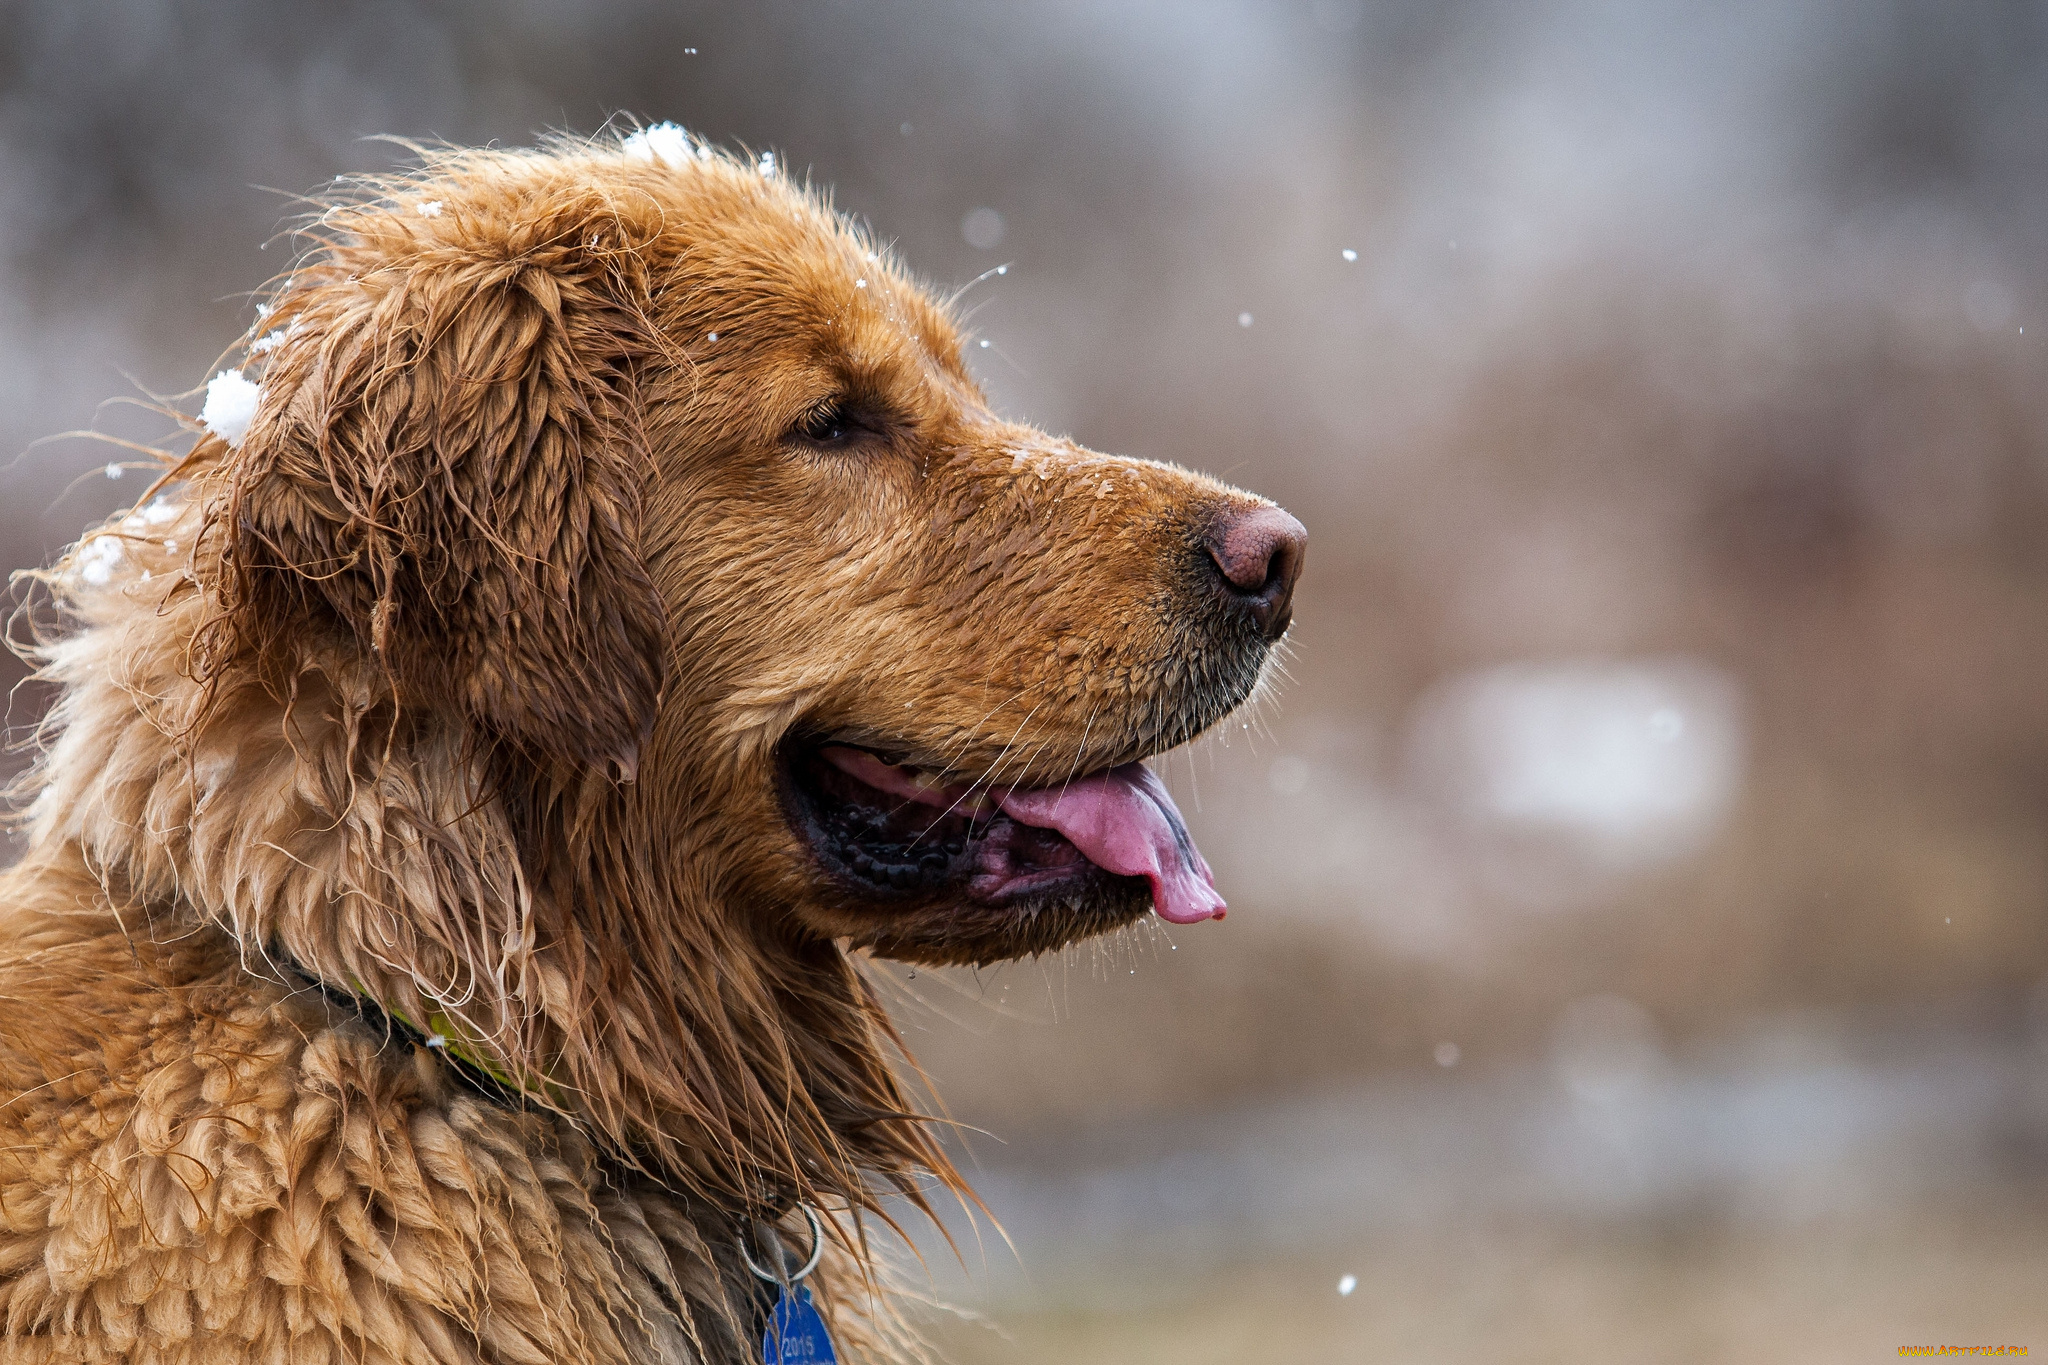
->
[622,122,694,169]
[75,536,123,587]
[200,369,261,448]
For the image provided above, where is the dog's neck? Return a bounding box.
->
[18,519,958,1226]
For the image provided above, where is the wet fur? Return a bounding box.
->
[0,134,1286,1363]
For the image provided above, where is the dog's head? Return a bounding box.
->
[203,134,1304,975]
[14,132,1320,1238]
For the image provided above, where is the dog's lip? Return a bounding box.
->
[816,745,1226,924]
[816,745,996,816]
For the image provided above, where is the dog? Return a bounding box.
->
[0,128,1304,1363]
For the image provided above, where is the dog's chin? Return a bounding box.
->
[776,743,1157,966]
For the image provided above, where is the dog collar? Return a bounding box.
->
[367,986,565,1105]
[287,961,562,1107]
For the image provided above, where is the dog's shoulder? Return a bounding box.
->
[0,869,733,1363]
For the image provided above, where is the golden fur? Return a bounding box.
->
[0,133,1299,1362]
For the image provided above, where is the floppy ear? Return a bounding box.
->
[212,231,666,778]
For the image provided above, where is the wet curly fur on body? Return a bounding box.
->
[0,130,1303,1363]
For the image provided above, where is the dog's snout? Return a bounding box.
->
[1203,505,1307,641]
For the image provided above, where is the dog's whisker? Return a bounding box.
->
[1054,704,1104,805]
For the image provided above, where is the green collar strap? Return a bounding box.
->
[346,975,567,1107]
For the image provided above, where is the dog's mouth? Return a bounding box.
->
[779,742,1225,928]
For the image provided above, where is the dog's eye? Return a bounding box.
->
[793,401,861,448]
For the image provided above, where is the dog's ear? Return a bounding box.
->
[210,222,666,778]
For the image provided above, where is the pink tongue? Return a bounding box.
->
[995,765,1226,924]
[818,748,1226,923]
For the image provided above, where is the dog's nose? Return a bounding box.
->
[1203,505,1307,641]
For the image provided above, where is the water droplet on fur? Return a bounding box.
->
[1338,1274,1357,1296]
[856,278,868,289]
[684,46,697,54]
[995,265,1007,275]
[706,332,718,341]
[105,463,122,480]
[979,339,991,348]
[1341,248,1358,261]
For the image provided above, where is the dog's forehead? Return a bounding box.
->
[321,149,978,421]
[651,166,967,380]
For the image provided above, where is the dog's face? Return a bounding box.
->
[623,164,1302,966]
[213,142,1302,971]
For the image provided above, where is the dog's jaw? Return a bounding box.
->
[768,740,1225,965]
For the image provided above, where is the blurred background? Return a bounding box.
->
[4,2,2046,1359]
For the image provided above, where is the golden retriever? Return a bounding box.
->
[0,129,1304,1364]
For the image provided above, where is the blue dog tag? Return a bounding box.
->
[761,1283,837,1364]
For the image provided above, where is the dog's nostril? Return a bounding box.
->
[1203,505,1308,641]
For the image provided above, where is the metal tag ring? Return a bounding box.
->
[738,1203,825,1286]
